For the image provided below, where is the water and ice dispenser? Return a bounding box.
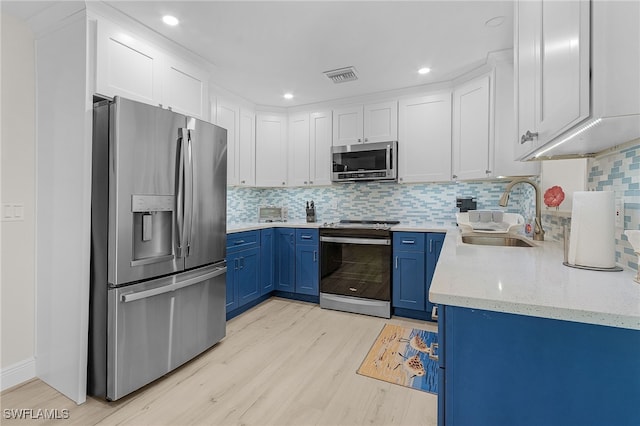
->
[131,195,174,265]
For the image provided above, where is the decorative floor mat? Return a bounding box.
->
[357,324,438,394]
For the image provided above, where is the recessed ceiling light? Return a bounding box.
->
[418,67,431,75]
[485,16,505,28]
[283,93,294,100]
[162,15,179,26]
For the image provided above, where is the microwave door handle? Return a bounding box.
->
[386,144,391,170]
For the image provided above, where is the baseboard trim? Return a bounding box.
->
[1,357,36,392]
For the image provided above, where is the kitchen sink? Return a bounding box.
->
[461,235,536,247]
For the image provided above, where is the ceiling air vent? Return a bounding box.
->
[323,66,358,84]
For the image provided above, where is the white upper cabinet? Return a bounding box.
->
[398,93,452,183]
[95,18,210,119]
[332,101,397,145]
[452,75,492,181]
[310,111,332,186]
[238,109,256,186]
[162,57,208,119]
[332,105,363,145]
[215,99,239,185]
[256,113,287,187]
[514,0,590,158]
[289,113,311,186]
[289,110,332,187]
[96,19,162,105]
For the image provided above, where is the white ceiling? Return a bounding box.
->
[2,1,514,108]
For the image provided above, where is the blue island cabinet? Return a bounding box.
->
[260,228,275,295]
[437,305,640,426]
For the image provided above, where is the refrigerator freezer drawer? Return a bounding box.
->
[107,263,226,400]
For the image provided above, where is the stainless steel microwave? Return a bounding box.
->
[331,141,398,182]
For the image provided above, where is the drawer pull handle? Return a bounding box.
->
[301,235,312,239]
[234,240,245,245]
[402,240,415,244]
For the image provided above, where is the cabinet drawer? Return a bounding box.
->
[296,228,319,245]
[393,232,425,252]
[227,230,260,252]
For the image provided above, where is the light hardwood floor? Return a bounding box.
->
[1,298,438,425]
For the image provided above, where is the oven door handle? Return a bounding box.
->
[320,236,390,246]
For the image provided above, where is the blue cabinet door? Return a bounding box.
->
[392,250,426,310]
[441,305,640,426]
[426,233,445,317]
[295,244,319,296]
[260,228,274,295]
[237,247,260,306]
[225,252,239,312]
[275,229,295,292]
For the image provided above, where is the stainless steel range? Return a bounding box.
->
[319,220,399,318]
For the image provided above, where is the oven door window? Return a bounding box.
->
[320,240,391,300]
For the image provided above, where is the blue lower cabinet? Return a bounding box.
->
[392,232,444,321]
[225,251,239,312]
[226,230,261,316]
[260,228,275,295]
[295,243,319,296]
[275,228,296,292]
[236,247,260,306]
[392,250,426,310]
[439,305,640,426]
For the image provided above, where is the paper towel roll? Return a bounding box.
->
[568,191,616,268]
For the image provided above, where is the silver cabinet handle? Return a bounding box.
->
[313,250,317,262]
[485,170,491,175]
[520,130,538,144]
[121,266,227,303]
[429,239,433,253]
[240,257,245,269]
[402,240,415,244]
[395,256,398,269]
[234,240,245,245]
[301,235,312,239]
[452,174,458,179]
[364,137,368,142]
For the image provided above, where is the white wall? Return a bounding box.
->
[0,13,37,390]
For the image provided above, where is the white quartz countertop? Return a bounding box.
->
[429,231,640,330]
[227,221,451,233]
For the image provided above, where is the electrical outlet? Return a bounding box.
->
[615,198,624,228]
[331,200,338,209]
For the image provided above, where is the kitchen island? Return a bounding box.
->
[429,231,640,426]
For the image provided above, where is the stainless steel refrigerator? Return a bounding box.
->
[88,96,227,401]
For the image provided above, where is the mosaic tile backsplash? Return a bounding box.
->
[228,180,535,227]
[227,142,639,272]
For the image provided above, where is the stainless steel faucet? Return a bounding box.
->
[498,178,545,241]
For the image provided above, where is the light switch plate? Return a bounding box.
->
[615,198,624,228]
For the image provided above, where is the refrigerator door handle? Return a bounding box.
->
[184,129,194,256]
[176,129,190,258]
[121,266,227,303]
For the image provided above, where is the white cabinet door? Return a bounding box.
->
[95,19,162,105]
[238,109,256,186]
[289,113,311,186]
[215,99,239,185]
[398,93,452,183]
[363,100,398,143]
[452,75,491,181]
[514,0,540,158]
[256,113,287,187]
[162,57,208,119]
[536,0,590,141]
[310,110,332,186]
[514,0,590,158]
[332,105,363,146]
